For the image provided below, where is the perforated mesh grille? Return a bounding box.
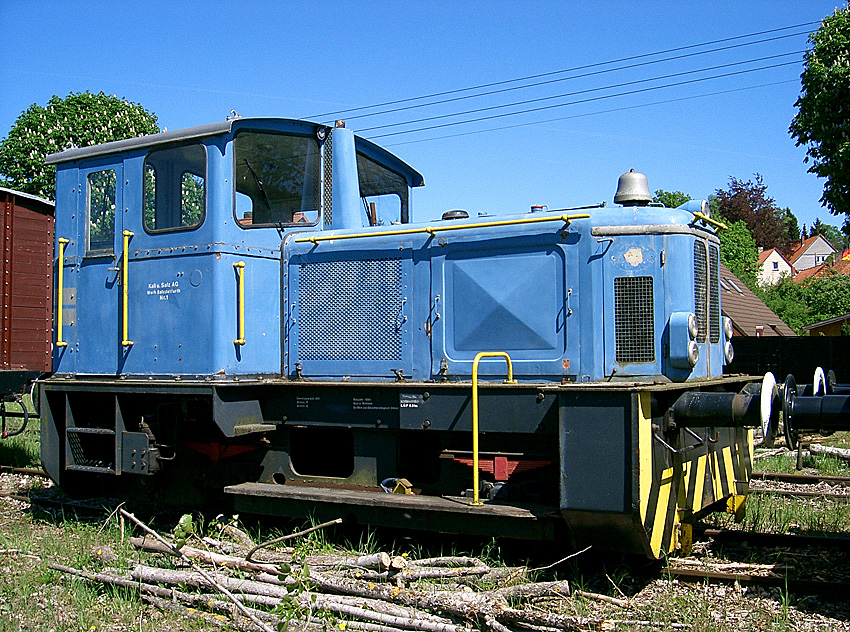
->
[709,245,720,343]
[614,276,655,363]
[694,241,708,343]
[323,132,333,226]
[298,258,403,361]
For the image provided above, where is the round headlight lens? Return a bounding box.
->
[687,313,698,340]
[724,341,734,364]
[723,316,734,340]
[688,340,700,367]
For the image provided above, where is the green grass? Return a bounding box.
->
[2,409,848,630]
[754,451,850,476]
[0,507,212,631]
[0,423,40,469]
[819,430,850,450]
[0,394,40,469]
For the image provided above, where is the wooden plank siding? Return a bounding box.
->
[0,189,54,372]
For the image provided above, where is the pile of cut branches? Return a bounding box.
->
[50,509,622,632]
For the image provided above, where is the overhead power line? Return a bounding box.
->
[308,20,818,121]
[361,51,803,134]
[369,59,800,140]
[383,79,798,148]
[336,30,811,124]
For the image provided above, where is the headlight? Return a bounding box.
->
[688,313,698,340]
[724,341,734,364]
[688,341,699,367]
[723,316,734,340]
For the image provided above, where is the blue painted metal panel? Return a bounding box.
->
[52,167,79,374]
[429,222,580,380]
[285,238,416,379]
[601,233,664,379]
[75,161,123,375]
[330,127,362,230]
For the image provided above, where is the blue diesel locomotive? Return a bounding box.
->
[39,116,773,558]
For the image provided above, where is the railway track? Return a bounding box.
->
[695,527,850,551]
[751,471,850,487]
[750,470,850,503]
[0,465,48,477]
[677,525,850,601]
[749,488,850,503]
[665,566,850,600]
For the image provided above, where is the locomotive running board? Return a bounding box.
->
[225,482,561,540]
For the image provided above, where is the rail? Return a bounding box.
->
[56,238,69,348]
[294,213,591,245]
[234,261,246,345]
[470,352,516,506]
[121,231,134,347]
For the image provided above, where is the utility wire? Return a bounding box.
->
[308,20,819,121]
[383,79,798,148]
[361,51,803,134]
[370,59,800,140]
[335,30,810,124]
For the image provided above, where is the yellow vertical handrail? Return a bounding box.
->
[56,238,69,348]
[122,230,134,347]
[234,261,246,345]
[470,351,516,506]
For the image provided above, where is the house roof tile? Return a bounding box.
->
[788,234,836,264]
[720,263,796,336]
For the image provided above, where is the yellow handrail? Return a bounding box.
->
[692,211,727,231]
[122,231,134,347]
[56,238,69,348]
[470,351,517,506]
[294,213,591,244]
[234,261,246,345]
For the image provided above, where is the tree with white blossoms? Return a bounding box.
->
[0,91,159,200]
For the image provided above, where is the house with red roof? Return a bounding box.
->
[756,248,795,286]
[794,257,850,282]
[787,234,836,271]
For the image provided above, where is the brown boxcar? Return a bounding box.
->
[0,187,54,394]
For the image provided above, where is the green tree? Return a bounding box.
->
[718,220,760,288]
[804,273,850,324]
[779,207,801,244]
[790,5,850,218]
[653,189,692,208]
[762,278,811,334]
[714,175,792,255]
[809,217,846,250]
[0,91,159,199]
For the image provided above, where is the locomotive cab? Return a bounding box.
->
[47,118,423,379]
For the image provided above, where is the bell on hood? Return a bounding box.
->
[614,169,652,206]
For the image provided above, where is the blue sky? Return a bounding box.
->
[1,1,844,231]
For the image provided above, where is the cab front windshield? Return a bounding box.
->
[234,131,321,226]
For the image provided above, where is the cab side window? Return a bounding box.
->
[357,153,409,225]
[144,144,206,232]
[87,169,116,253]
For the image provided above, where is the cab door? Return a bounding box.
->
[75,163,123,375]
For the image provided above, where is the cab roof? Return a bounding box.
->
[44,117,424,187]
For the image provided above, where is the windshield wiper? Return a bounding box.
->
[243,158,272,211]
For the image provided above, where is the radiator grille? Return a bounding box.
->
[614,276,655,363]
[709,244,720,343]
[298,258,403,361]
[693,241,708,343]
[323,132,333,226]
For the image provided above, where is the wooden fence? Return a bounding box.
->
[725,337,850,383]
